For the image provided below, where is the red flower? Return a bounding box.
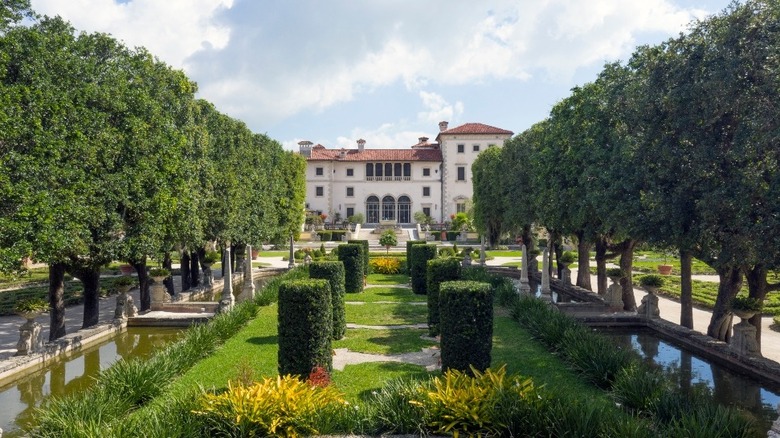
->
[307,365,331,387]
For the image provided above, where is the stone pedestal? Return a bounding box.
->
[540,248,552,302]
[637,290,660,318]
[150,277,168,309]
[16,319,43,356]
[606,277,623,308]
[202,263,214,287]
[730,316,761,357]
[561,266,571,285]
[520,244,531,295]
[220,246,235,313]
[462,253,472,267]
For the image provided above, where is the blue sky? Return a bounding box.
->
[31,0,733,151]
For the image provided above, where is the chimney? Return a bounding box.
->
[357,138,366,152]
[418,136,429,144]
[339,148,347,159]
[298,140,313,157]
[438,121,449,132]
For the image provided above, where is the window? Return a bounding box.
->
[366,196,380,223]
[423,168,430,177]
[382,195,396,221]
[346,187,354,197]
[315,186,324,196]
[375,163,383,177]
[346,168,354,177]
[457,166,466,181]
[457,144,465,153]
[315,167,324,176]
[346,207,354,218]
[398,196,411,223]
[403,163,411,179]
[457,203,466,213]
[423,186,430,197]
[473,144,480,152]
[422,207,431,218]
[365,163,373,179]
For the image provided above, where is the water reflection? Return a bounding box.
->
[604,329,780,431]
[0,327,181,436]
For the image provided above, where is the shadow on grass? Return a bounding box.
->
[246,335,278,345]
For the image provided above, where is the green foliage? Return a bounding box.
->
[426,257,461,337]
[730,296,763,312]
[308,261,346,340]
[202,251,219,265]
[277,279,333,377]
[413,210,433,225]
[409,244,437,295]
[113,276,135,287]
[439,280,493,374]
[639,274,665,288]
[337,243,364,293]
[559,251,576,265]
[606,267,623,277]
[347,239,369,276]
[405,240,425,271]
[378,230,398,252]
[472,146,506,247]
[195,376,347,438]
[368,257,401,275]
[148,268,169,278]
[611,365,668,413]
[437,247,455,258]
[347,213,364,225]
[14,297,48,313]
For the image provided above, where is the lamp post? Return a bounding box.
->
[288,232,295,269]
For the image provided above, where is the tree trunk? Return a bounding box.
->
[706,266,742,342]
[190,251,200,287]
[77,267,101,329]
[745,264,768,350]
[181,250,191,291]
[575,231,592,291]
[163,252,174,295]
[48,262,67,341]
[617,239,638,311]
[594,236,609,295]
[549,230,563,279]
[132,258,150,311]
[679,249,694,329]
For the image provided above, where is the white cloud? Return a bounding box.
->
[30,0,233,69]
[417,91,464,125]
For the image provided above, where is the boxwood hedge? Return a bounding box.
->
[338,243,364,293]
[426,257,462,337]
[406,240,425,271]
[309,261,347,340]
[347,239,369,276]
[439,280,493,374]
[277,279,333,377]
[410,244,437,295]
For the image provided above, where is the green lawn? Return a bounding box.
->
[333,328,435,355]
[346,302,427,326]
[345,286,424,303]
[367,273,409,285]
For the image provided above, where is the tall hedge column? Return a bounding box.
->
[348,239,369,277]
[278,279,333,377]
[309,261,347,340]
[410,244,437,295]
[426,258,462,337]
[338,243,364,293]
[439,280,493,374]
[406,240,425,271]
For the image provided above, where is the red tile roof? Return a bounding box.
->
[438,123,513,136]
[308,148,442,162]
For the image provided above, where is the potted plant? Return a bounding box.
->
[113,275,135,293]
[606,267,623,282]
[379,229,398,254]
[15,297,49,320]
[657,248,674,275]
[639,274,664,294]
[729,296,763,320]
[202,250,220,266]
[559,251,575,267]
[149,268,170,281]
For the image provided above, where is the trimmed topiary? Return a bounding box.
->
[439,280,493,374]
[406,240,425,271]
[410,244,438,295]
[347,239,369,276]
[338,243,364,293]
[426,258,462,337]
[278,279,333,377]
[309,261,347,340]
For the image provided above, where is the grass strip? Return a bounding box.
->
[345,286,424,303]
[346,302,427,326]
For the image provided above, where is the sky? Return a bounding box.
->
[30,0,735,151]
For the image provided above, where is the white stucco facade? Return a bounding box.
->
[301,122,512,225]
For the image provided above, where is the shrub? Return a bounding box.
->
[294,249,305,260]
[14,297,49,313]
[639,274,664,288]
[606,267,623,277]
[148,268,169,278]
[195,376,346,437]
[278,279,333,376]
[369,257,401,275]
[406,240,425,271]
[559,327,636,389]
[439,280,493,374]
[338,243,364,293]
[611,364,668,413]
[730,295,763,312]
[202,250,220,265]
[309,261,347,340]
[411,366,537,438]
[559,251,576,265]
[347,239,369,276]
[426,258,461,337]
[317,231,332,241]
[437,247,455,258]
[378,230,398,253]
[410,244,437,295]
[368,377,428,435]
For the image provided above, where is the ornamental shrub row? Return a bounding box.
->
[426,258,461,337]
[405,240,425,271]
[308,261,347,340]
[347,239,369,276]
[278,279,333,377]
[439,280,493,374]
[316,230,349,241]
[338,243,364,293]
[410,244,437,295]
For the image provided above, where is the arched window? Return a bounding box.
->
[382,195,396,221]
[394,163,402,181]
[366,163,373,179]
[366,196,380,223]
[398,195,411,224]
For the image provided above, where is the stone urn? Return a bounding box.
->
[150,275,168,305]
[657,264,673,275]
[733,309,757,322]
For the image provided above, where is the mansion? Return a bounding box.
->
[300,121,513,225]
